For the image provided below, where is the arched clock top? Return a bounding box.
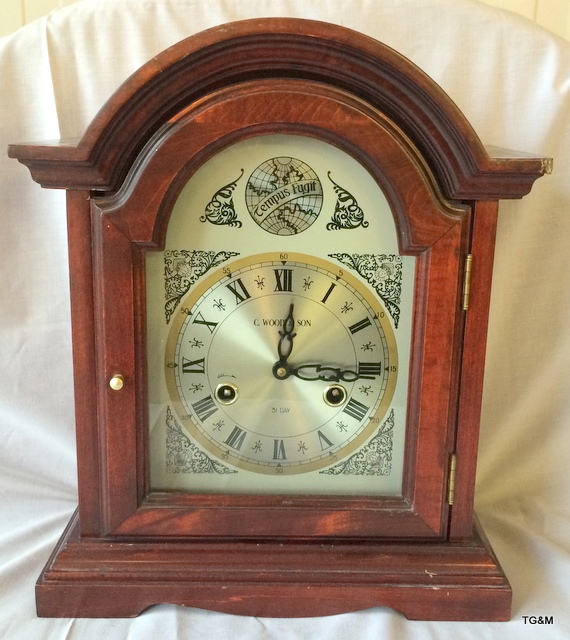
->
[94,80,467,254]
[8,18,549,200]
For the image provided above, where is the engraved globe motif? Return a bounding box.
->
[245,157,323,235]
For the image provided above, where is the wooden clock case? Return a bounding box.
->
[9,18,548,620]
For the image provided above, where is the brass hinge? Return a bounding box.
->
[462,254,473,310]
[447,453,457,505]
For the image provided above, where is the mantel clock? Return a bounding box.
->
[9,18,550,620]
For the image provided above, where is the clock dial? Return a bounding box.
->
[165,253,397,474]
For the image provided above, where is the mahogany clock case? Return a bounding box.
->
[8,18,548,620]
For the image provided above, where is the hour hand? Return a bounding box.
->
[289,364,361,382]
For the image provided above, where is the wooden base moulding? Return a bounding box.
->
[36,511,511,620]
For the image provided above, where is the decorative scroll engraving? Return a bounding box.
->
[164,250,239,323]
[200,170,244,227]
[326,172,369,230]
[320,409,394,476]
[166,407,237,475]
[328,253,402,328]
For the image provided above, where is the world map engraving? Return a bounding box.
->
[245,156,323,235]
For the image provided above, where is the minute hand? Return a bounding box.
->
[277,303,296,363]
[289,364,372,383]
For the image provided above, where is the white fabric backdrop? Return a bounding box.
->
[1,0,569,638]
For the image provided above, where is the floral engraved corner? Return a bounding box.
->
[164,250,239,323]
[326,172,369,230]
[328,253,402,328]
[166,407,237,475]
[200,170,244,227]
[320,409,394,476]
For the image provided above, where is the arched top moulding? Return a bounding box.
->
[8,18,550,199]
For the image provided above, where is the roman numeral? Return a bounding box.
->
[181,357,205,374]
[224,426,247,451]
[317,430,334,450]
[225,278,251,304]
[343,398,369,422]
[192,312,218,334]
[273,439,287,460]
[348,317,372,334]
[320,282,336,304]
[191,395,217,422]
[358,361,382,378]
[274,269,293,292]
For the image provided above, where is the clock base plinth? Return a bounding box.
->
[36,511,511,621]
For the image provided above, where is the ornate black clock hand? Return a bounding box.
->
[273,304,296,379]
[289,363,361,382]
[277,303,296,362]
